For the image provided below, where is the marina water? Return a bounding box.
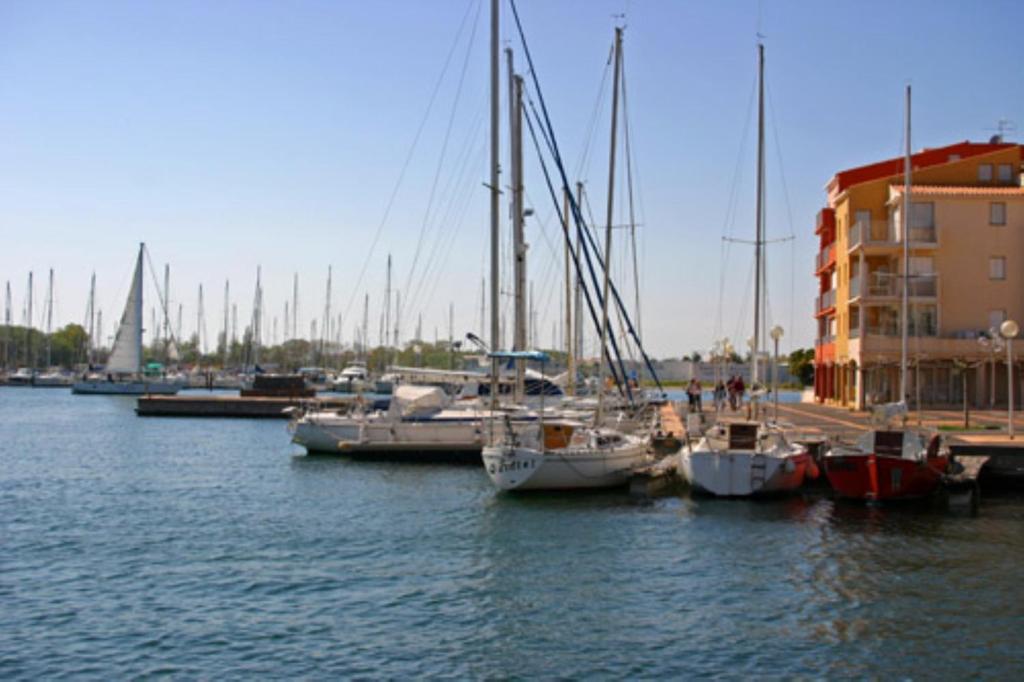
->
[2,388,1022,678]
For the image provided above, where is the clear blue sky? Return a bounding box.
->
[1,0,1021,358]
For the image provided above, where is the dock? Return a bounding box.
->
[136,394,366,419]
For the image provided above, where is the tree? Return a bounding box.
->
[787,348,815,386]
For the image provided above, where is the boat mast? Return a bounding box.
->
[222,279,230,368]
[197,283,205,357]
[322,265,333,363]
[362,293,369,361]
[292,273,299,341]
[384,255,391,350]
[3,281,11,370]
[26,270,33,368]
[508,47,527,402]
[596,26,623,426]
[900,85,911,403]
[87,273,96,365]
[45,268,54,367]
[133,243,144,374]
[753,43,765,400]
[488,0,500,407]
[163,264,171,347]
[564,187,574,395]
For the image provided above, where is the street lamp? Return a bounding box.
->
[978,328,1005,409]
[1000,319,1019,439]
[770,325,784,422]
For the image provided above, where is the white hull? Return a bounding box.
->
[291,411,528,460]
[482,441,648,491]
[72,380,181,395]
[679,448,792,496]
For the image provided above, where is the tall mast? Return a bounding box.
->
[394,291,400,347]
[752,43,766,396]
[564,187,574,395]
[509,47,527,401]
[384,255,391,349]
[45,268,54,367]
[197,284,204,356]
[575,182,584,363]
[26,270,33,368]
[362,293,369,360]
[133,244,144,373]
[322,265,333,362]
[253,266,262,366]
[223,279,230,368]
[489,0,500,404]
[596,26,623,425]
[900,85,912,403]
[5,280,12,369]
[163,264,171,343]
[88,273,96,364]
[292,273,299,341]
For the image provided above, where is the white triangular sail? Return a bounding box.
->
[106,244,144,374]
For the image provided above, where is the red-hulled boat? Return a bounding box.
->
[823,428,948,501]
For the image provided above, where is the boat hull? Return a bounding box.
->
[824,453,947,501]
[680,450,813,497]
[72,380,181,395]
[482,443,648,491]
[291,414,503,463]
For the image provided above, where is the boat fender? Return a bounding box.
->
[784,458,795,473]
[806,458,820,480]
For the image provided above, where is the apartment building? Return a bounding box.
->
[814,140,1024,408]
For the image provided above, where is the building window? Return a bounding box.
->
[910,202,934,228]
[990,309,1006,330]
[978,164,993,182]
[998,164,1013,183]
[989,256,1006,280]
[990,202,1007,225]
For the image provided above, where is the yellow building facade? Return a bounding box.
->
[814,141,1024,408]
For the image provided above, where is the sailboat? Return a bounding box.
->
[822,87,948,501]
[72,243,180,395]
[678,43,814,497]
[481,26,651,492]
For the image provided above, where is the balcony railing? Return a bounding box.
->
[850,218,938,249]
[862,322,938,337]
[848,219,894,249]
[848,272,937,299]
[816,289,836,312]
[815,243,835,271]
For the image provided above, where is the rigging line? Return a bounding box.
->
[413,141,490,320]
[403,104,488,316]
[714,73,757,344]
[573,42,615,182]
[341,0,479,321]
[142,245,177,345]
[766,81,799,353]
[401,0,483,310]
[521,98,626,395]
[511,0,658,395]
[620,45,642,343]
[732,256,756,352]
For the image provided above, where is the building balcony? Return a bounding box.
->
[815,207,835,237]
[848,272,937,302]
[848,219,938,252]
[816,289,836,315]
[815,243,836,273]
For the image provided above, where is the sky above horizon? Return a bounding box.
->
[1,0,1022,359]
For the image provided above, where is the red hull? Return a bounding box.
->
[824,453,947,501]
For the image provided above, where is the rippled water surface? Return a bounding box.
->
[2,388,1022,678]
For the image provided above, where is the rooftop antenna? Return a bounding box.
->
[986,119,1016,143]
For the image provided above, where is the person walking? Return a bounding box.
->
[713,380,727,412]
[687,378,702,413]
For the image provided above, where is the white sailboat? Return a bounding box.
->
[678,43,813,497]
[482,25,650,492]
[72,243,180,396]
